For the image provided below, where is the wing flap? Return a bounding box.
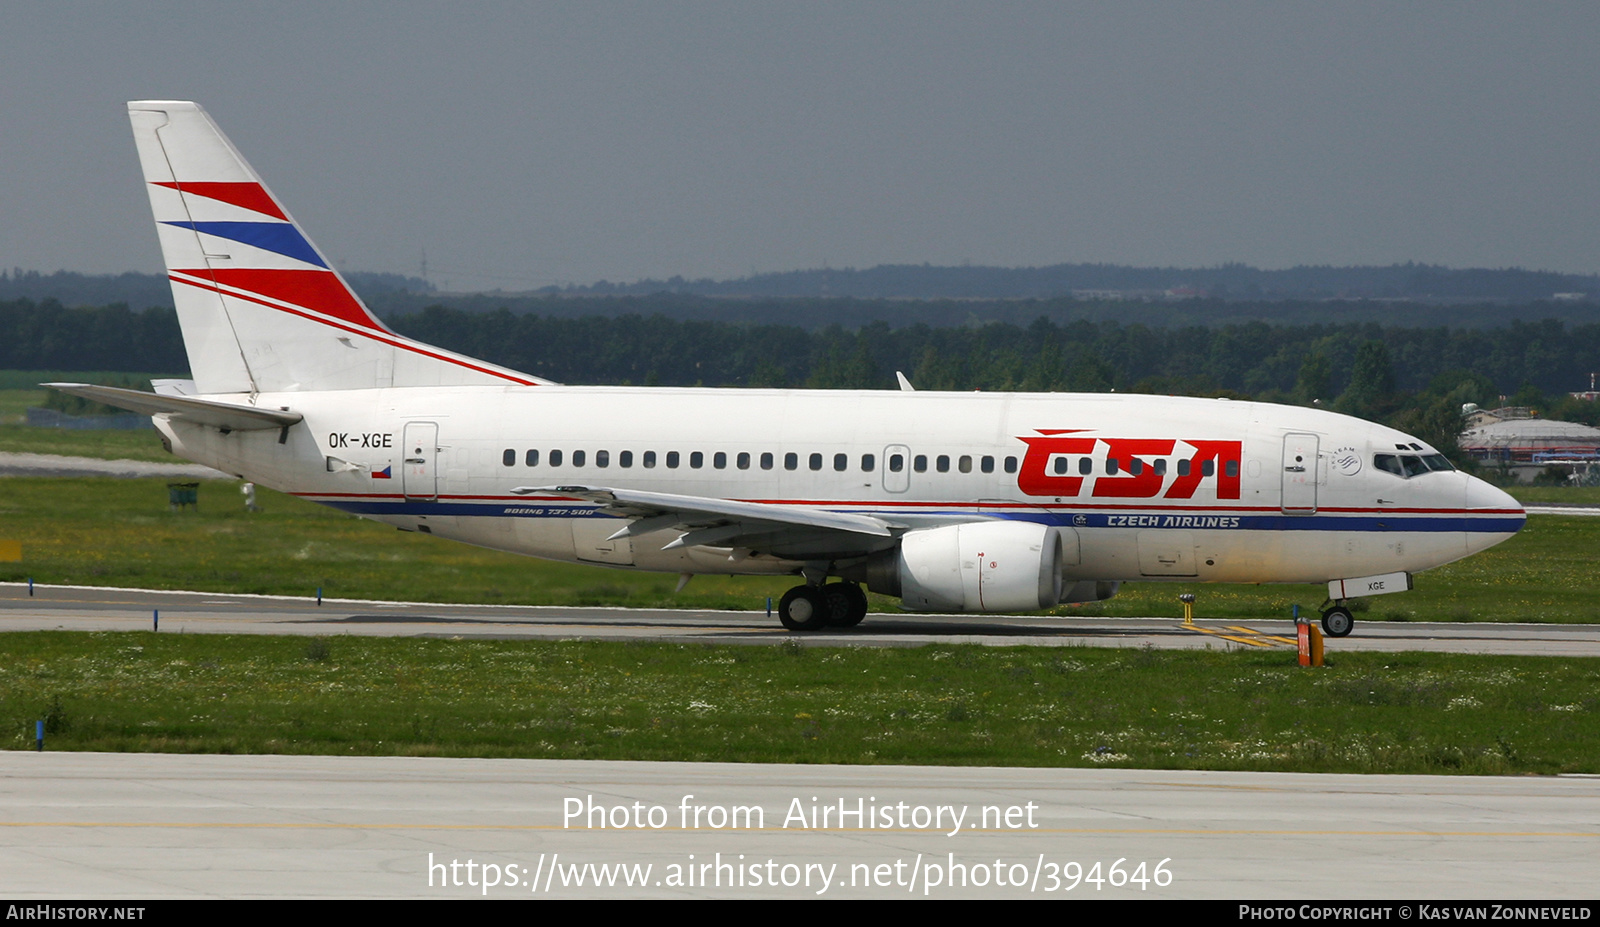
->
[512,484,901,556]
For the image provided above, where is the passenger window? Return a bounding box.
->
[1178,459,1191,476]
[914,455,928,472]
[833,453,847,472]
[714,452,727,469]
[502,449,515,467]
[1202,460,1214,477]
[690,451,703,469]
[643,450,656,468]
[1154,459,1167,475]
[1225,460,1239,478]
[1004,456,1017,474]
[785,452,798,471]
[1079,458,1092,475]
[1129,459,1143,475]
[809,453,823,471]
[981,456,994,474]
[736,452,750,470]
[936,455,950,473]
[667,451,680,468]
[550,449,563,467]
[620,450,633,468]
[1106,458,1119,475]
[572,450,586,467]
[525,449,539,467]
[761,452,774,470]
[1053,457,1069,475]
[596,450,609,468]
[861,454,875,472]
[889,454,905,472]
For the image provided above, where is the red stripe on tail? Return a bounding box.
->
[153,181,290,220]
[178,267,386,332]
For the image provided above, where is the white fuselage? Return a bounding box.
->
[156,385,1525,588]
[110,100,1526,628]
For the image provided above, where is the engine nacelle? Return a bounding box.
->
[893,521,1064,613]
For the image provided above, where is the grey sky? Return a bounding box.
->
[3,2,1597,290]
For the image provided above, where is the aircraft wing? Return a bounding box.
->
[43,383,303,432]
[512,484,902,557]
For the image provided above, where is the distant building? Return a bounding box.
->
[1459,411,1600,481]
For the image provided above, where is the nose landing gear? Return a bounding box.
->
[1320,603,1355,637]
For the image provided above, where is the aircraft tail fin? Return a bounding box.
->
[126,101,547,394]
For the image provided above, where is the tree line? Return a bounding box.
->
[9,297,1600,464]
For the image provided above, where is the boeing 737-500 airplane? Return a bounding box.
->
[50,101,1526,635]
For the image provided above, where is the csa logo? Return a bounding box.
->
[1015,430,1243,500]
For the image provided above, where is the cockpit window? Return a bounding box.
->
[1376,452,1453,478]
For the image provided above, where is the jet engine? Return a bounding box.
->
[856,521,1065,612]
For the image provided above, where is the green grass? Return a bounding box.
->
[4,632,1595,773]
[1505,486,1600,505]
[0,389,46,424]
[0,376,172,426]
[0,477,801,609]
[1,475,1598,621]
[0,424,169,461]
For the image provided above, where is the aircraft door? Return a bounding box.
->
[402,422,438,501]
[1281,432,1318,514]
[883,445,911,493]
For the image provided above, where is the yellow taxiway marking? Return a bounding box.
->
[1179,622,1296,648]
[1229,625,1298,645]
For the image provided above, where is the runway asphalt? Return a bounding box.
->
[3,752,1597,900]
[5,581,1600,656]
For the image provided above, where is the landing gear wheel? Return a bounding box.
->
[823,582,869,627]
[1321,606,1354,638]
[778,585,828,631]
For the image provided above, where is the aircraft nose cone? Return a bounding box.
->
[1465,474,1522,516]
[1463,473,1525,553]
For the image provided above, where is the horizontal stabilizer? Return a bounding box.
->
[44,383,302,432]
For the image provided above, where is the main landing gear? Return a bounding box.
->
[1320,603,1355,638]
[778,582,868,631]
